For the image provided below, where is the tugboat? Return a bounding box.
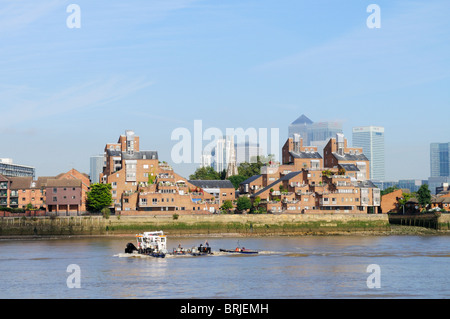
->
[124,231,168,258]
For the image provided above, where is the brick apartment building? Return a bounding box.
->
[100,130,230,214]
[0,169,89,214]
[240,133,381,214]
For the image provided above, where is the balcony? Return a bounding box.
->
[10,191,18,197]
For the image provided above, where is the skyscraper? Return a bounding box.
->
[430,142,450,177]
[89,155,104,184]
[201,136,236,173]
[352,126,385,181]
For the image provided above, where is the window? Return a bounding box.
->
[72,196,76,199]
[53,188,57,193]
[143,165,149,169]
[53,197,57,202]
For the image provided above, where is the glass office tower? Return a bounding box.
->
[352,126,385,181]
[430,142,450,177]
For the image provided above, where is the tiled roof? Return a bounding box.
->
[251,171,302,197]
[289,151,322,159]
[240,175,262,185]
[332,152,369,161]
[339,164,360,172]
[9,177,33,190]
[46,179,82,188]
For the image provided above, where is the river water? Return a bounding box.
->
[0,235,449,299]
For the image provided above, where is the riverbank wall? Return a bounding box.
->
[0,213,391,237]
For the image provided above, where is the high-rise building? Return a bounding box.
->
[235,142,263,165]
[90,155,104,184]
[201,136,236,173]
[288,114,343,154]
[430,142,450,177]
[352,126,385,181]
[0,158,35,179]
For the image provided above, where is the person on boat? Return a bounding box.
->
[205,240,209,247]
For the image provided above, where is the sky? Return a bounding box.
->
[1,0,449,181]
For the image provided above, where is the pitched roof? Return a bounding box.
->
[291,114,313,125]
[339,163,360,172]
[9,177,33,190]
[355,180,378,188]
[332,152,369,162]
[188,180,234,189]
[289,151,322,159]
[240,175,262,185]
[251,171,302,197]
[46,179,82,188]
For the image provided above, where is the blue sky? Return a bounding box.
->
[1,0,449,181]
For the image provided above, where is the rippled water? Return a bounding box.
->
[1,235,449,299]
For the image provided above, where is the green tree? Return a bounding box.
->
[86,183,112,213]
[380,185,400,196]
[227,175,247,189]
[397,192,413,213]
[417,184,431,211]
[220,200,234,213]
[189,166,221,180]
[236,196,252,213]
[250,196,262,213]
[238,157,264,179]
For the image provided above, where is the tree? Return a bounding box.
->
[417,184,431,211]
[86,183,112,213]
[397,192,411,212]
[236,196,252,213]
[227,175,247,189]
[250,196,262,213]
[381,185,399,196]
[220,200,233,213]
[189,166,221,180]
[238,157,264,179]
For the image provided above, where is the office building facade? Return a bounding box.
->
[352,126,385,181]
[430,142,450,177]
[0,158,35,179]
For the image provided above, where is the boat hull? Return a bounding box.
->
[219,249,258,254]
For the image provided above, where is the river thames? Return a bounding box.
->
[1,235,449,299]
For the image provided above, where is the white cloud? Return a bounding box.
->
[0,77,154,126]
